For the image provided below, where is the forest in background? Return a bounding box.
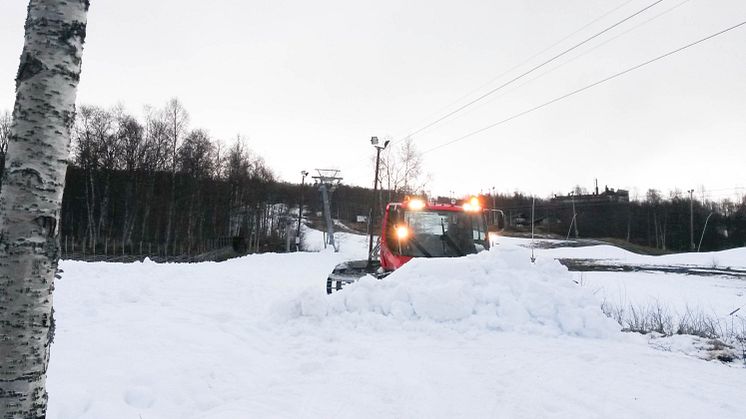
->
[1,103,745,258]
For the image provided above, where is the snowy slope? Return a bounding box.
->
[46,232,746,418]
[497,236,746,318]
[499,236,746,269]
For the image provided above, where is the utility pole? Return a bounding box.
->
[688,189,695,250]
[368,136,389,267]
[295,170,308,251]
[566,192,579,240]
[571,192,579,239]
[530,196,536,263]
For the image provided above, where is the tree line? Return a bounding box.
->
[492,189,746,252]
[65,99,286,255]
[0,101,387,258]
[2,105,744,256]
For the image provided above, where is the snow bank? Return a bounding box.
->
[277,244,621,338]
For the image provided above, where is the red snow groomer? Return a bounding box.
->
[326,196,501,293]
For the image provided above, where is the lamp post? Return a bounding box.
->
[368,136,390,267]
[296,170,308,251]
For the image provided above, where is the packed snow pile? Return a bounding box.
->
[278,244,621,338]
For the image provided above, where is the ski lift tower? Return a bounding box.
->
[313,169,343,252]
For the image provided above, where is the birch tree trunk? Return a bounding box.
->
[0,1,88,416]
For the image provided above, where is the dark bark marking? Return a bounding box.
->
[59,21,87,54]
[15,54,45,84]
[32,216,57,239]
[12,167,43,184]
[53,65,80,83]
[46,308,54,345]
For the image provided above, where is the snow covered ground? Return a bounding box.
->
[498,237,746,321]
[46,230,746,418]
[502,236,746,269]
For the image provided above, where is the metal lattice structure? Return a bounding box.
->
[312,169,343,252]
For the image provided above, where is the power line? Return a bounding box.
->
[394,0,636,140]
[398,0,665,142]
[502,0,692,103]
[414,0,692,133]
[422,20,746,155]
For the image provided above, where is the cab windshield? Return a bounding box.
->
[388,209,487,257]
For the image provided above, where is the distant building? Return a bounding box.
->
[551,183,629,204]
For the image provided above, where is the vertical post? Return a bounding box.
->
[368,137,389,267]
[571,193,579,239]
[319,184,335,250]
[368,146,382,267]
[530,196,536,263]
[626,205,632,242]
[313,170,343,252]
[688,189,695,251]
[296,171,308,251]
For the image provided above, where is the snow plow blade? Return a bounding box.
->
[326,259,390,294]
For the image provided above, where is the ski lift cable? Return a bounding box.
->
[403,0,692,139]
[421,20,746,156]
[394,0,666,145]
[499,0,693,102]
[392,0,637,142]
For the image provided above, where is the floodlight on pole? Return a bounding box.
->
[368,136,390,266]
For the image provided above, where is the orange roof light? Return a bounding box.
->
[407,198,426,211]
[463,196,481,212]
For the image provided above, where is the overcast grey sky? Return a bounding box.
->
[1,0,744,199]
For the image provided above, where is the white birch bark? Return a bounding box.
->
[0,1,88,416]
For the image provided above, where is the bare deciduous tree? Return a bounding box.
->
[163,98,189,253]
[0,0,89,416]
[0,110,11,178]
[379,137,428,200]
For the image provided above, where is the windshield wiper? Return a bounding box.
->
[408,235,433,257]
[440,219,465,257]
